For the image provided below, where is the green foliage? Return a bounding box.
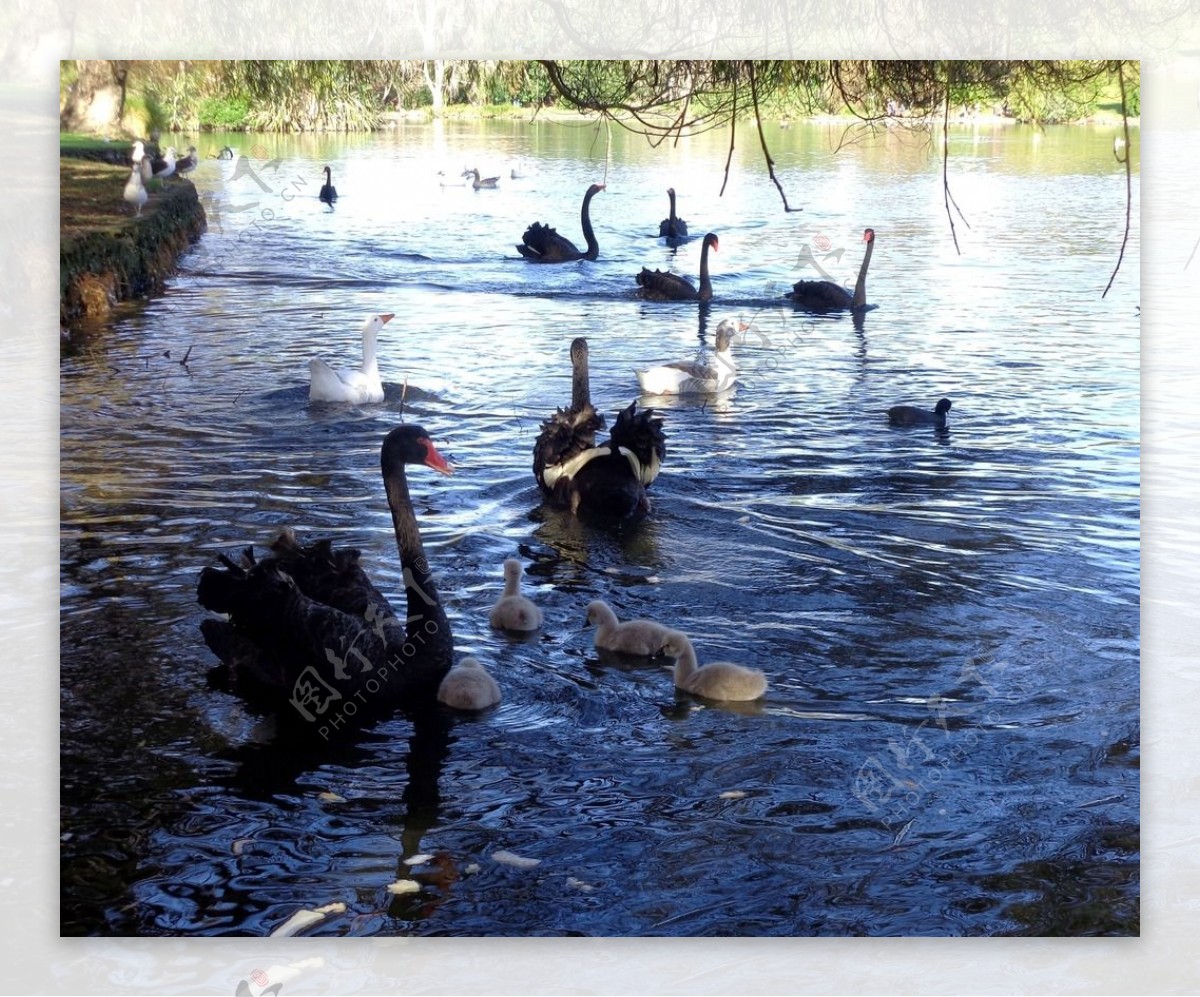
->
[81,59,1140,138]
[215,60,380,131]
[122,92,168,135]
[198,96,250,129]
[59,61,78,104]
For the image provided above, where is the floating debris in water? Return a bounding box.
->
[719,790,748,800]
[403,853,434,866]
[492,849,541,870]
[386,879,421,895]
[566,876,596,892]
[317,792,346,803]
[270,901,346,937]
[464,863,481,875]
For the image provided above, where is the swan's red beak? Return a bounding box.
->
[422,439,454,476]
[379,313,395,324]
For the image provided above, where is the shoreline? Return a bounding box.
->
[60,156,207,341]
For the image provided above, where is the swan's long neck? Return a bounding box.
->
[594,604,618,636]
[852,236,874,308]
[671,638,699,683]
[503,567,521,597]
[384,464,451,655]
[668,189,678,223]
[698,241,714,300]
[571,353,591,410]
[581,188,600,260]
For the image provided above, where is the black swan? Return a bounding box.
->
[463,168,500,189]
[658,187,689,240]
[533,338,666,520]
[319,166,338,204]
[787,227,875,311]
[636,232,719,302]
[197,425,454,736]
[888,397,952,428]
[517,183,605,263]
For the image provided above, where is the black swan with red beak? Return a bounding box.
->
[637,232,719,302]
[787,227,876,311]
[517,183,605,263]
[197,425,455,735]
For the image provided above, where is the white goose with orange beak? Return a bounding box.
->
[309,313,395,404]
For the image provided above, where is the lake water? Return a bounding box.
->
[59,116,1140,936]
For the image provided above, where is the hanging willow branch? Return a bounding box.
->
[1102,61,1134,297]
[942,82,971,255]
[748,61,800,212]
[720,73,737,198]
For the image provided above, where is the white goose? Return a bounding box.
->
[122,165,147,216]
[308,313,395,404]
[636,319,745,396]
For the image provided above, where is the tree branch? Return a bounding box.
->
[749,61,799,212]
[941,83,971,254]
[1102,61,1133,297]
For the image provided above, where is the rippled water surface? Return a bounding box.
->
[60,119,1139,936]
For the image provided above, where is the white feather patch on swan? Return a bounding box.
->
[541,444,611,490]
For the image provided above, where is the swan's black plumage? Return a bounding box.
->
[319,166,338,203]
[533,339,666,520]
[637,233,719,302]
[788,227,876,311]
[657,187,689,240]
[518,183,605,263]
[198,426,453,735]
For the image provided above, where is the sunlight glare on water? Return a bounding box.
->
[60,118,1139,937]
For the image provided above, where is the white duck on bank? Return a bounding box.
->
[659,631,768,701]
[308,313,394,404]
[437,657,502,711]
[122,164,147,216]
[131,140,153,181]
[586,600,675,656]
[636,318,745,396]
[489,558,543,632]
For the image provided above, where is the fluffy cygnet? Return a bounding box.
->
[488,558,543,632]
[437,657,502,711]
[586,599,674,656]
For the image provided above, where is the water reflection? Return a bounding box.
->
[61,120,1139,937]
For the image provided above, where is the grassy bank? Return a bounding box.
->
[60,155,207,333]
